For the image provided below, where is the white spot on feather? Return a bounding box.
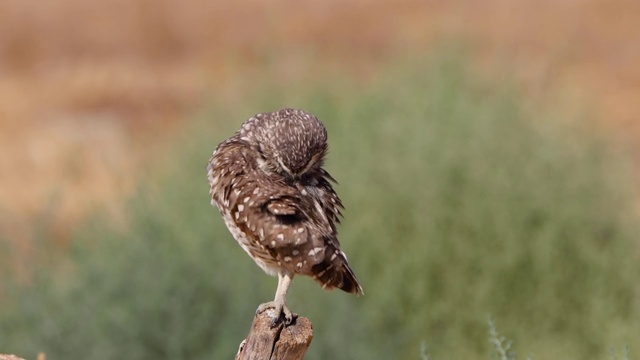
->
[308,247,325,257]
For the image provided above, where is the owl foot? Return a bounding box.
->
[257,301,297,328]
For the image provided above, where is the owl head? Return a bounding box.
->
[240,108,328,179]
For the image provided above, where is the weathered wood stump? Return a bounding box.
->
[235,310,313,360]
[0,355,25,360]
[0,352,44,360]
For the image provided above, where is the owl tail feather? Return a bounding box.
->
[339,263,364,296]
[311,258,363,296]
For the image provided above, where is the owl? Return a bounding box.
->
[207,108,362,326]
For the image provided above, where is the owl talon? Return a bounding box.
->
[257,301,296,327]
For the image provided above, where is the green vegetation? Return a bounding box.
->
[1,55,638,359]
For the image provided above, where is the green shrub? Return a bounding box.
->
[1,54,638,359]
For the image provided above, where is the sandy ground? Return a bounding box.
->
[1,0,638,243]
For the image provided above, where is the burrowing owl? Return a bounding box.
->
[207,108,362,325]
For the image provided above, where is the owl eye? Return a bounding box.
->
[299,173,319,187]
[299,173,312,184]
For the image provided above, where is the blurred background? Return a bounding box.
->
[1,0,639,359]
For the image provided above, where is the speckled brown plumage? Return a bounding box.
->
[207,108,362,324]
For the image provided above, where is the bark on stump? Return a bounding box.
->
[0,352,44,360]
[235,310,313,360]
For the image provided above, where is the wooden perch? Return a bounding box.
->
[0,352,44,360]
[0,355,25,360]
[235,310,313,360]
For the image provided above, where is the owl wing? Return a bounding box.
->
[263,191,362,295]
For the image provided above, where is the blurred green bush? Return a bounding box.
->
[1,55,638,359]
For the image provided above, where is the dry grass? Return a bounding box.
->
[1,0,639,244]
